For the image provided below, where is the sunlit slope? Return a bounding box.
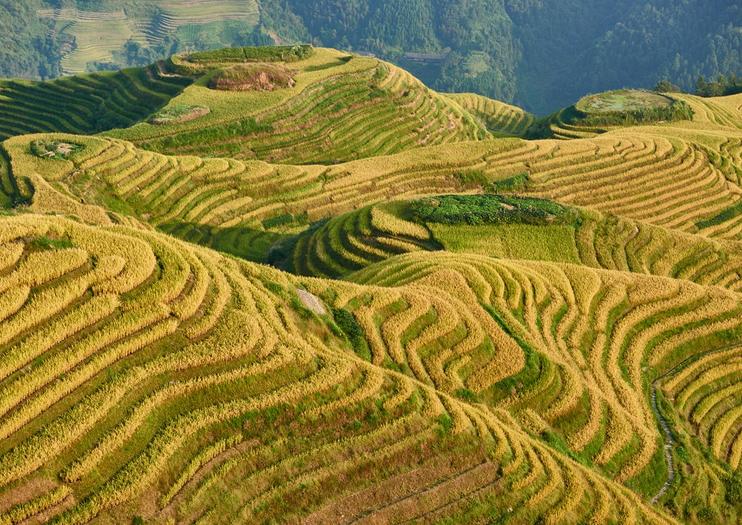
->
[110,48,492,164]
[1,37,741,525]
[0,47,517,165]
[312,251,742,521]
[0,213,684,525]
[444,93,535,137]
[6,126,742,257]
[670,93,742,131]
[285,197,742,292]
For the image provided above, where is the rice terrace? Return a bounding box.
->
[0,1,741,524]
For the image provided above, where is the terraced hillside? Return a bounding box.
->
[0,65,192,140]
[0,49,741,525]
[5,114,742,266]
[38,1,261,74]
[38,7,149,75]
[285,196,742,288]
[0,46,503,165]
[444,93,535,137]
[536,90,696,140]
[0,213,694,525]
[112,48,491,163]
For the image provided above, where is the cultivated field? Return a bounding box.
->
[38,1,261,74]
[0,214,691,524]
[0,47,740,524]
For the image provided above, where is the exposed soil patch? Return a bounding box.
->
[297,288,326,315]
[210,63,296,92]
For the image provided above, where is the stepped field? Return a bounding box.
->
[111,47,492,163]
[5,115,742,268]
[0,47,740,524]
[0,65,192,141]
[285,196,742,288]
[443,93,535,137]
[38,2,261,74]
[0,211,738,523]
[534,90,738,140]
[38,7,148,75]
[0,46,504,165]
[0,213,698,525]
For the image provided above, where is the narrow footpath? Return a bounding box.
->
[648,343,742,504]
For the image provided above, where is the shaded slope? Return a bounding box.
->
[0,64,192,140]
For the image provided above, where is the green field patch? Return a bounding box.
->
[430,223,580,263]
[331,307,371,361]
[412,194,579,226]
[187,44,314,64]
[696,201,742,229]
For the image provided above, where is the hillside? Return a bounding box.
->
[0,47,740,524]
[1,1,740,113]
[0,46,539,165]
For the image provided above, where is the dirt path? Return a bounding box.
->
[648,343,742,504]
[649,380,675,504]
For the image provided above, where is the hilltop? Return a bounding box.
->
[0,46,740,524]
[0,45,537,164]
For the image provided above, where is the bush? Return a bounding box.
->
[332,308,371,360]
[188,45,314,64]
[411,194,578,226]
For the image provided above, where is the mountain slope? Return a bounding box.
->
[0,48,740,525]
[0,47,529,164]
[0,213,690,524]
[1,1,739,113]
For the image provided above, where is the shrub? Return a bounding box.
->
[411,194,578,226]
[332,307,371,361]
[188,45,314,64]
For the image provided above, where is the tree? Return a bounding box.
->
[654,79,681,93]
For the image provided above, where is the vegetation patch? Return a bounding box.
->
[187,45,314,64]
[332,307,371,361]
[491,172,529,192]
[411,194,579,226]
[30,140,82,160]
[30,235,74,251]
[430,223,580,263]
[696,201,742,229]
[210,63,296,92]
[148,104,210,125]
[577,90,673,113]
